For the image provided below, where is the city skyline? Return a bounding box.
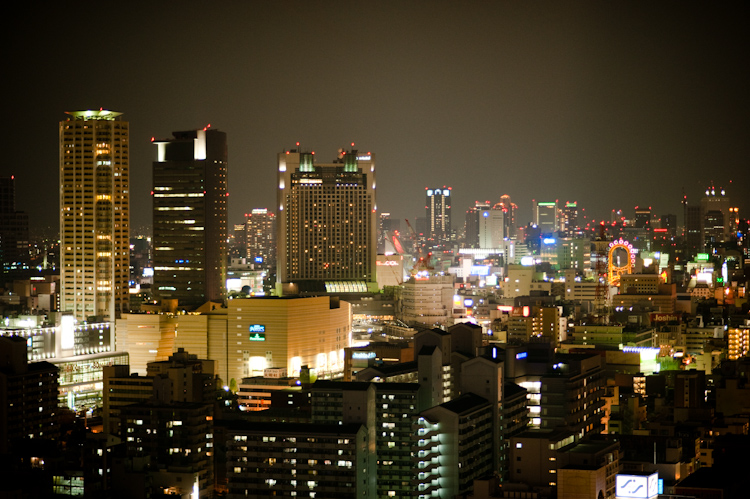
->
[4,2,749,233]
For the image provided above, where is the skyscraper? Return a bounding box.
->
[59,110,129,322]
[532,200,557,235]
[152,127,227,309]
[464,201,490,248]
[245,208,275,268]
[426,186,452,246]
[701,185,731,245]
[497,194,517,239]
[277,145,376,295]
[560,201,579,236]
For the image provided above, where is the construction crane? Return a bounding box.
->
[405,219,433,275]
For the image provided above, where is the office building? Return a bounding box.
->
[478,205,505,249]
[0,176,30,288]
[634,206,651,229]
[533,200,558,235]
[426,186,452,247]
[244,208,275,269]
[498,194,518,239]
[59,110,130,322]
[152,127,227,309]
[464,201,490,248]
[701,185,731,244]
[277,146,377,295]
[560,201,579,236]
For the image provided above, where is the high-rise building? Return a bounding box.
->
[478,206,504,249]
[560,201,579,236]
[59,110,129,322]
[533,200,557,235]
[497,194,518,239]
[701,185,731,245]
[245,208,275,268]
[426,186,452,246]
[277,145,376,294]
[152,128,227,309]
[634,206,651,229]
[686,204,703,256]
[464,201,490,248]
[0,176,30,287]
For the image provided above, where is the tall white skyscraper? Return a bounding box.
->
[59,110,129,322]
[277,145,377,295]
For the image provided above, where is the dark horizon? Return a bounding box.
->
[4,2,749,235]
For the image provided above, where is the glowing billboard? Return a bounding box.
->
[615,472,658,499]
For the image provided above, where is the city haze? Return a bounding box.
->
[4,1,749,232]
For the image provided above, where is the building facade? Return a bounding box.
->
[244,208,275,269]
[152,128,228,309]
[426,187,452,247]
[59,110,129,322]
[0,176,30,287]
[277,146,377,295]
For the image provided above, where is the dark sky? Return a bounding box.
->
[4,1,749,235]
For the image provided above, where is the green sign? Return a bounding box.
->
[249,332,266,341]
[696,253,709,262]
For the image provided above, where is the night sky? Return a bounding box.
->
[4,1,749,235]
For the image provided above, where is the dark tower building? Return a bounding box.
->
[152,128,227,309]
[634,206,651,229]
[426,186,452,247]
[686,205,703,257]
[0,176,30,288]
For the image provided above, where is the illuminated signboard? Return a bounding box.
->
[615,472,658,499]
[352,352,376,360]
[696,253,709,262]
[377,260,398,266]
[470,265,490,276]
[61,315,75,350]
[542,238,556,245]
[356,155,371,161]
[463,298,474,307]
[249,324,266,341]
[649,313,680,323]
[516,352,527,360]
[254,256,263,263]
